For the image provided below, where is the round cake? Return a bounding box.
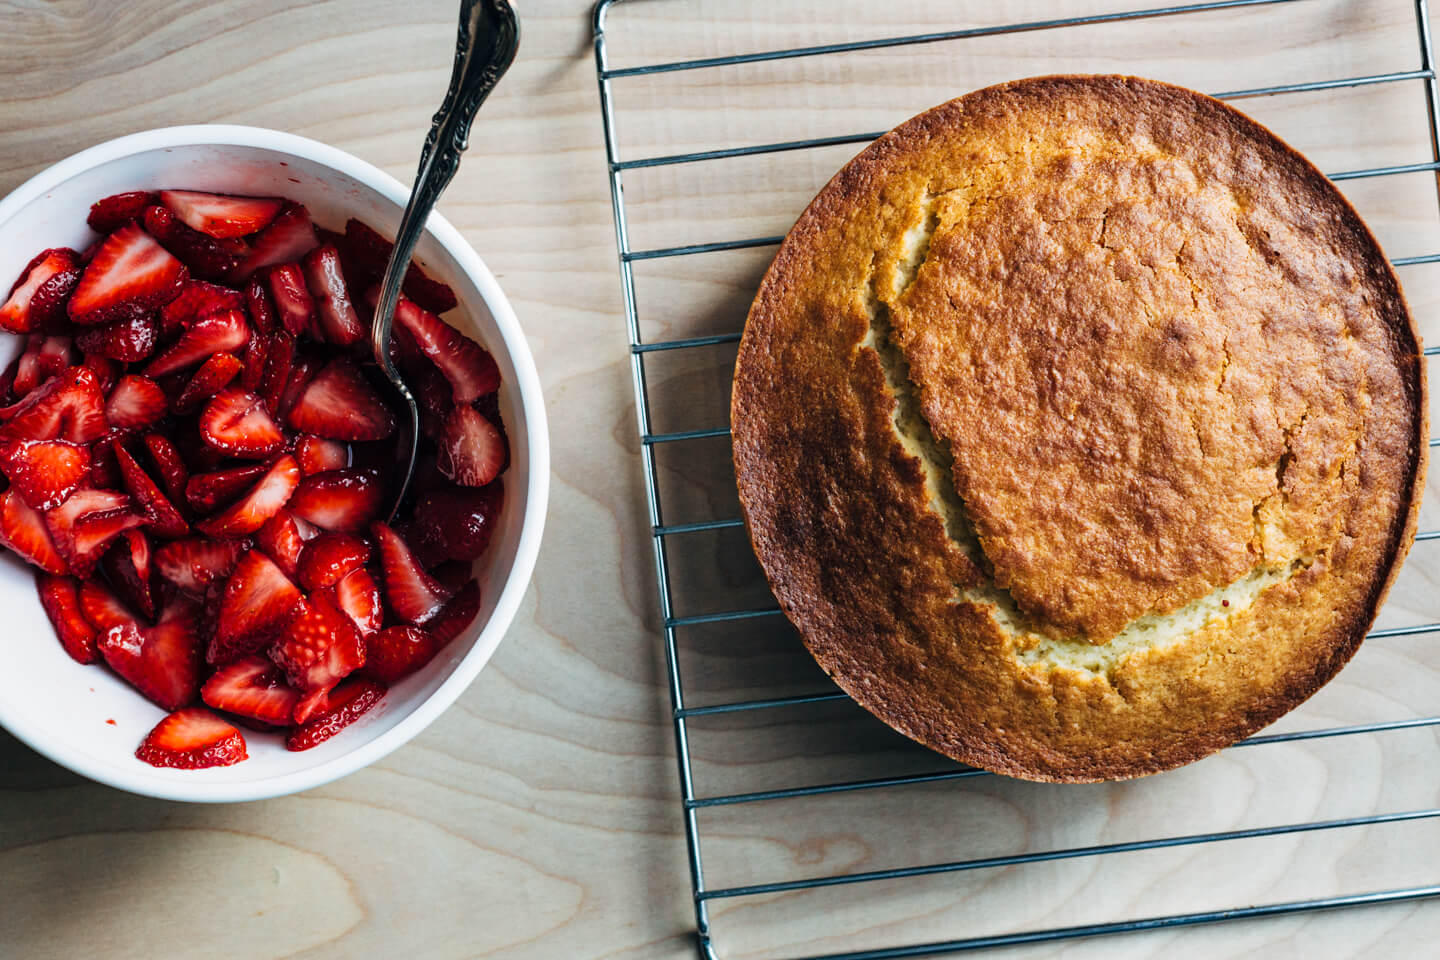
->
[731,75,1428,782]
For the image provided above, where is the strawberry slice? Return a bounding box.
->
[100,594,202,711]
[275,354,321,422]
[101,528,155,621]
[73,311,159,362]
[0,488,66,573]
[201,655,300,725]
[67,223,186,325]
[36,573,99,664]
[386,293,499,403]
[0,438,90,510]
[229,204,317,282]
[211,548,303,665]
[364,625,447,683]
[154,537,246,596]
[257,330,295,414]
[173,352,243,414]
[184,462,269,514]
[285,676,385,751]
[255,509,304,577]
[372,520,453,624]
[87,191,157,234]
[326,566,382,636]
[1,248,82,333]
[79,577,137,631]
[296,532,370,592]
[142,433,189,504]
[143,307,250,377]
[438,403,506,487]
[412,481,503,562]
[198,388,284,459]
[135,707,246,769]
[270,593,366,696]
[295,435,348,475]
[343,219,457,314]
[10,334,72,398]
[285,359,396,441]
[105,374,168,430]
[159,190,283,240]
[142,205,247,282]
[426,577,481,646]
[195,454,300,538]
[159,280,244,336]
[115,444,189,538]
[243,276,277,334]
[267,263,316,338]
[287,468,384,534]
[239,333,269,394]
[0,366,109,445]
[45,488,144,576]
[302,246,364,346]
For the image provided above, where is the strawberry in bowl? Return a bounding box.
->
[0,127,546,801]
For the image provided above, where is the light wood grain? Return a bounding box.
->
[3,1,1440,958]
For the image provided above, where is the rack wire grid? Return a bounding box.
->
[592,1,1440,957]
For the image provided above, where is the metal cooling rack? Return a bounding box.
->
[591,1,1440,957]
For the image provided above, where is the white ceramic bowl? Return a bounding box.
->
[0,126,548,802]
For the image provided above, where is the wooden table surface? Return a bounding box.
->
[5,1,1440,958]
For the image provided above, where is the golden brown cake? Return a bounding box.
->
[731,75,1428,782]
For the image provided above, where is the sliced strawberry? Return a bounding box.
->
[0,488,66,573]
[87,191,157,234]
[372,520,453,624]
[343,219,457,314]
[257,330,295,414]
[438,403,505,488]
[302,246,363,346]
[79,577,137,631]
[426,577,481,646]
[409,362,451,440]
[211,548,303,665]
[287,468,384,534]
[363,624,445,683]
[159,280,243,336]
[100,528,155,620]
[326,566,383,636]
[154,536,246,596]
[270,593,366,695]
[142,433,189,505]
[159,190,283,240]
[100,593,202,711]
[142,205,247,282]
[185,462,269,513]
[229,204,317,282]
[386,293,499,403]
[412,481,504,562]
[296,532,370,592]
[12,335,59,398]
[104,375,167,431]
[74,311,158,362]
[285,676,385,751]
[136,706,246,769]
[267,263,316,338]
[243,276,277,334]
[173,352,243,414]
[2,248,82,333]
[275,353,321,422]
[115,444,188,538]
[295,435,348,475]
[67,223,186,325]
[239,331,269,393]
[0,366,109,445]
[285,359,396,441]
[45,488,144,577]
[143,307,250,377]
[0,439,90,510]
[201,655,300,725]
[36,573,98,664]
[255,509,304,577]
[196,454,300,538]
[198,388,284,459]
[86,435,120,489]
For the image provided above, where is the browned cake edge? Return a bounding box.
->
[731,75,1429,782]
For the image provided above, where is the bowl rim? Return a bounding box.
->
[0,124,549,802]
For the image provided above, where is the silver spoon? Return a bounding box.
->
[370,0,520,522]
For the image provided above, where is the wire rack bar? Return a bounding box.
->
[632,333,742,353]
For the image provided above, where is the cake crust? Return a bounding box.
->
[731,75,1427,782]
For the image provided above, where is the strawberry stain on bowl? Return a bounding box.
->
[0,188,509,769]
